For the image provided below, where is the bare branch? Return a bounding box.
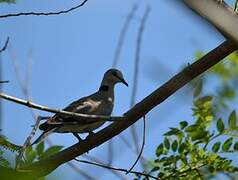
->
[24,40,237,177]
[74,159,157,180]
[82,155,129,180]
[15,116,41,169]
[0,93,123,123]
[127,116,146,174]
[182,0,238,43]
[130,6,150,164]
[112,4,138,68]
[131,6,150,107]
[0,37,9,53]
[0,0,88,19]
[0,80,9,83]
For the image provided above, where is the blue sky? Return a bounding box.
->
[0,0,234,179]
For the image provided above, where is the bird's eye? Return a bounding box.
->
[112,71,117,77]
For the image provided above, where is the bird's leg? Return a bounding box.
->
[72,133,82,143]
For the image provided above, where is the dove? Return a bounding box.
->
[32,69,128,145]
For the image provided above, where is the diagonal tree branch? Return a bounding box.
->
[22,40,237,177]
[0,0,88,19]
[182,0,238,43]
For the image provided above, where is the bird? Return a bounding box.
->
[32,68,128,145]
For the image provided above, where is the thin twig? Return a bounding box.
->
[74,159,157,180]
[0,37,9,53]
[112,4,138,68]
[0,93,124,123]
[118,134,147,162]
[15,116,41,169]
[0,0,88,19]
[0,80,9,83]
[8,45,31,97]
[127,115,146,174]
[130,6,150,165]
[82,154,129,180]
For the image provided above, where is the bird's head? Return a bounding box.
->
[103,69,128,87]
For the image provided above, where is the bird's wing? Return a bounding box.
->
[50,94,101,124]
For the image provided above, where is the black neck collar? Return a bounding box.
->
[99,85,109,91]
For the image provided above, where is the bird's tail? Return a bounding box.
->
[31,127,57,145]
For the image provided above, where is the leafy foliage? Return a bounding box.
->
[0,134,63,172]
[139,96,238,179]
[191,52,238,112]
[0,135,21,168]
[0,135,21,152]
[140,51,238,179]
[17,142,63,167]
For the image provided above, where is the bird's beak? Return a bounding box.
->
[120,78,128,87]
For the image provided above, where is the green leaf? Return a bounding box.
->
[180,155,187,165]
[178,142,187,154]
[158,172,165,178]
[179,121,188,129]
[212,141,221,153]
[156,143,164,157]
[39,145,63,160]
[185,124,198,132]
[228,110,237,130]
[171,140,178,152]
[0,156,10,167]
[25,147,36,163]
[36,142,44,155]
[150,167,160,173]
[234,141,238,151]
[0,135,21,152]
[163,128,180,136]
[217,118,225,133]
[222,137,233,152]
[194,96,212,107]
[191,129,207,141]
[164,137,170,149]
